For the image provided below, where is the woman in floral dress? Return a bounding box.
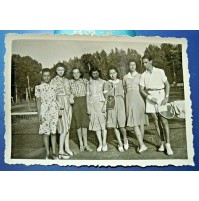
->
[35,68,59,159]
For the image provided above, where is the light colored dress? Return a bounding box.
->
[87,78,106,131]
[35,83,58,135]
[123,72,147,127]
[104,79,126,128]
[51,75,72,134]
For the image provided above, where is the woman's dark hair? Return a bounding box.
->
[89,67,102,78]
[107,67,120,79]
[54,62,67,71]
[71,67,83,79]
[128,59,137,66]
[42,68,51,75]
[128,59,143,73]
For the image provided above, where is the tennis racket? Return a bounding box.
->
[155,103,175,119]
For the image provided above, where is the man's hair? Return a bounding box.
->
[42,68,51,75]
[142,55,153,61]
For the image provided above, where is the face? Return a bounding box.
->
[129,62,136,72]
[109,69,117,80]
[142,58,152,70]
[72,69,81,80]
[42,71,51,83]
[56,66,65,77]
[92,71,99,80]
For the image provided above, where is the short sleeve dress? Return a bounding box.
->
[51,75,72,134]
[104,79,126,128]
[87,78,106,131]
[123,72,148,127]
[35,83,58,135]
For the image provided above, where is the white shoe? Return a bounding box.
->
[124,141,129,150]
[118,145,124,152]
[102,144,108,152]
[165,143,173,155]
[97,145,102,152]
[138,145,147,153]
[158,144,165,152]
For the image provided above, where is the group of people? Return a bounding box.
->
[35,55,173,160]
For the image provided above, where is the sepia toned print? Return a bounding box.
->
[4,34,194,166]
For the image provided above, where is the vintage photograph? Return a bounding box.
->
[5,34,194,166]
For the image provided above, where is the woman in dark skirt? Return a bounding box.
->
[70,68,92,152]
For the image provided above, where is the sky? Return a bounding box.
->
[12,39,159,68]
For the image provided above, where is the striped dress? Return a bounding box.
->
[51,75,72,134]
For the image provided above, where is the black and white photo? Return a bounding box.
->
[5,34,194,166]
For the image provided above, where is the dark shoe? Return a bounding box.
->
[84,145,92,152]
[46,155,53,160]
[58,153,70,160]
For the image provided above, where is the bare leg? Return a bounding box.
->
[159,116,173,155]
[134,126,144,148]
[102,129,107,146]
[102,129,108,152]
[82,128,92,151]
[151,113,165,143]
[82,128,88,147]
[114,128,123,147]
[43,135,50,156]
[77,128,84,150]
[160,116,170,143]
[96,130,103,151]
[65,132,73,155]
[51,133,57,155]
[58,133,70,159]
[120,127,128,144]
[139,124,145,140]
[59,133,66,154]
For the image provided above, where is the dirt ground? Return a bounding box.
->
[11,115,187,160]
[10,86,187,160]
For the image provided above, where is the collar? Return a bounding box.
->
[55,75,64,81]
[109,79,119,84]
[146,66,156,74]
[71,78,82,83]
[127,71,138,78]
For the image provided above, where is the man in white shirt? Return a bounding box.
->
[139,55,173,155]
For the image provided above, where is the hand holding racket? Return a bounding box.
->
[155,103,175,119]
[161,97,169,106]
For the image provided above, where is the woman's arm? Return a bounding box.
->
[35,97,41,122]
[86,82,91,114]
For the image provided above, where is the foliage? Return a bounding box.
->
[12,43,183,102]
[12,54,42,101]
[144,43,183,84]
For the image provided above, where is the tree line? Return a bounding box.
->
[12,43,183,102]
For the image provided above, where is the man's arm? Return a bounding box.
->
[139,85,158,104]
[139,85,148,99]
[161,80,170,105]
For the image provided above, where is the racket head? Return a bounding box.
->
[157,104,175,119]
